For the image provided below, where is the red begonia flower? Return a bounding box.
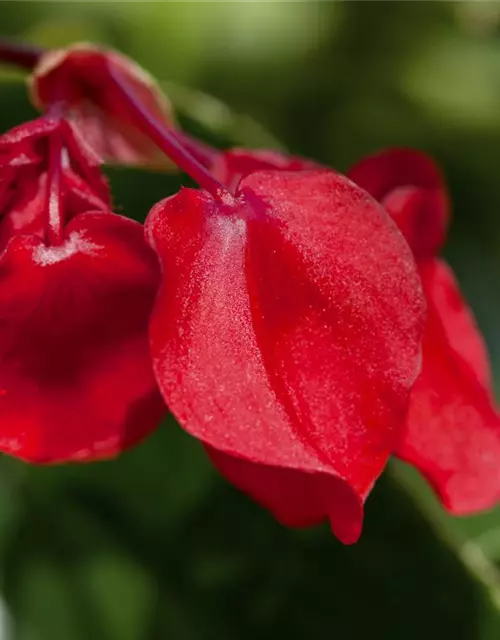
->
[30,43,176,169]
[145,170,425,543]
[0,115,164,462]
[349,148,500,513]
[210,148,319,192]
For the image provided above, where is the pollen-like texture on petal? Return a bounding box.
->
[349,148,449,260]
[395,260,500,513]
[0,212,165,462]
[146,170,424,542]
[31,43,176,169]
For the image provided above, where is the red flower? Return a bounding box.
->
[0,115,164,462]
[349,148,500,513]
[30,43,176,169]
[145,169,425,543]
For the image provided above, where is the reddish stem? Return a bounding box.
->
[0,39,226,188]
[45,124,65,245]
[173,130,220,169]
[0,39,44,70]
[106,63,232,200]
[0,39,229,199]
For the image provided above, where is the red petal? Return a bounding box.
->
[211,148,319,192]
[0,169,46,248]
[0,116,58,149]
[0,125,110,250]
[60,120,111,206]
[396,259,500,512]
[348,148,449,260]
[0,116,112,219]
[206,447,363,545]
[30,43,176,169]
[64,167,111,215]
[146,170,424,541]
[0,212,164,462]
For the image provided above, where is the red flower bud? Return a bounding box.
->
[350,148,500,513]
[145,169,425,543]
[30,43,176,169]
[0,116,165,462]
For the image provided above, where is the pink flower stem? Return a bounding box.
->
[173,130,220,169]
[106,63,232,200]
[0,39,43,70]
[45,120,65,246]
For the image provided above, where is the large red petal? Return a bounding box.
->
[146,170,424,541]
[396,259,500,513]
[348,148,449,260]
[0,212,165,462]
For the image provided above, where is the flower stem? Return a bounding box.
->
[173,130,220,169]
[0,39,228,197]
[106,63,232,200]
[0,39,43,70]
[45,124,65,246]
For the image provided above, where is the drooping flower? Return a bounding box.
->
[0,115,165,462]
[29,43,177,169]
[349,148,500,513]
[145,168,425,543]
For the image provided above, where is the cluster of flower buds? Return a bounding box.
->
[0,40,498,544]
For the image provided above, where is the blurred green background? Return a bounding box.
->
[2,1,500,638]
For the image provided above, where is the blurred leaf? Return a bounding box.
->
[105,166,184,222]
[401,30,500,131]
[14,559,91,640]
[77,553,156,640]
[0,68,26,84]
[391,460,500,568]
[0,83,37,133]
[1,446,499,640]
[23,15,108,50]
[165,80,285,151]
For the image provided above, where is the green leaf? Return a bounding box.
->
[1,447,499,640]
[164,80,286,151]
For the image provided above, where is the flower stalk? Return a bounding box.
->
[0,38,43,70]
[45,123,65,245]
[105,63,231,200]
